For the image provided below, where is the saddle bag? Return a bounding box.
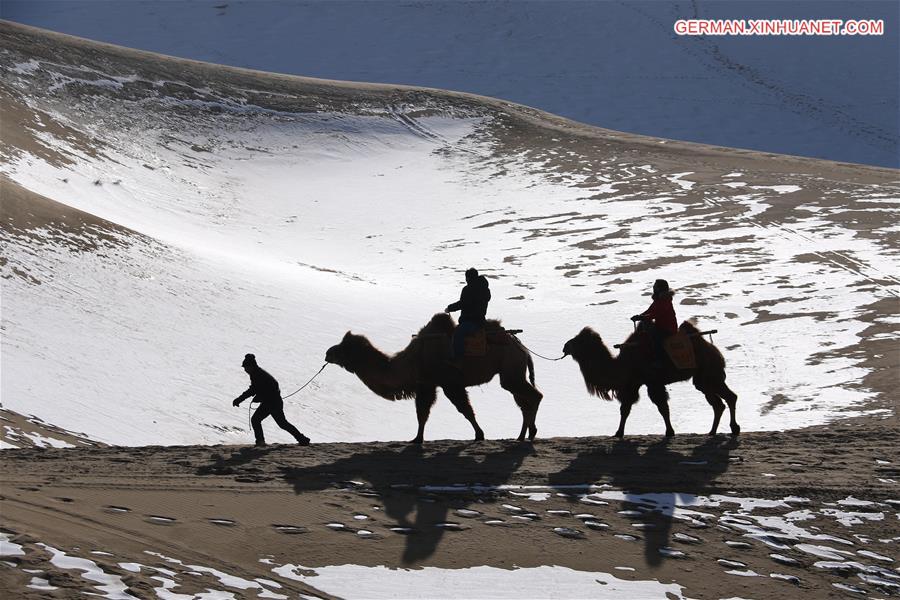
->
[664,333,696,370]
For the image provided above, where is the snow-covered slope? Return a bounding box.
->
[1,1,897,167]
[1,22,898,447]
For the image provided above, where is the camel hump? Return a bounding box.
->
[422,313,456,335]
[679,320,700,335]
[484,319,503,331]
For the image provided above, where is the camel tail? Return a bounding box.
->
[527,353,536,387]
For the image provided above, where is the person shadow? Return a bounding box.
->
[196,446,273,476]
[276,441,536,564]
[548,434,738,568]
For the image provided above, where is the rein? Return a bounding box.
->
[246,363,329,432]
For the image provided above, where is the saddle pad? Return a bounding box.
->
[664,333,696,370]
[464,330,488,356]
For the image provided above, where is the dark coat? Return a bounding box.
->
[236,365,282,404]
[447,276,491,325]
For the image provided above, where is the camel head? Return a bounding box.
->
[562,327,605,360]
[325,331,390,374]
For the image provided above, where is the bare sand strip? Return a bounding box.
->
[2,425,898,599]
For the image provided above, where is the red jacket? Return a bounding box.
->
[642,296,677,335]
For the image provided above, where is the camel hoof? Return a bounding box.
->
[409,438,424,445]
[614,431,624,439]
[665,430,675,437]
[730,424,741,436]
[475,432,485,441]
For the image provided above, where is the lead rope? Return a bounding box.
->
[246,363,329,433]
[511,335,566,362]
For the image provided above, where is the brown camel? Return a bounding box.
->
[324,313,543,443]
[562,321,739,438]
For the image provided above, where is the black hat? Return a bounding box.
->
[653,279,670,293]
[242,353,256,367]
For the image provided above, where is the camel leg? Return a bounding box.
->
[614,388,639,438]
[442,385,485,441]
[646,383,675,437]
[717,382,740,436]
[703,389,725,435]
[500,373,542,441]
[410,385,437,444]
[513,394,541,442]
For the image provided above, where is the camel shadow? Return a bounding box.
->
[549,435,738,568]
[277,441,536,564]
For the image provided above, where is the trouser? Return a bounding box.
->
[639,321,669,363]
[251,401,306,444]
[650,326,671,363]
[451,321,481,359]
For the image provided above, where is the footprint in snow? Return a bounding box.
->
[454,509,481,518]
[389,527,417,534]
[833,583,867,595]
[553,527,585,539]
[272,524,307,534]
[770,573,800,585]
[434,522,469,531]
[725,541,753,550]
[103,505,131,513]
[146,515,177,525]
[717,559,747,569]
[208,518,237,527]
[769,553,801,566]
[674,533,702,544]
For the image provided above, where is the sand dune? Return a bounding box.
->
[2,20,898,446]
[1,20,899,599]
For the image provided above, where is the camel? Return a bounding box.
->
[562,321,739,438]
[324,313,543,444]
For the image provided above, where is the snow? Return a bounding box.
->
[1,39,897,447]
[39,543,133,599]
[271,562,687,599]
[3,0,897,167]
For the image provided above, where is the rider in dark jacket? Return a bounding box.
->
[446,268,491,361]
[233,354,310,446]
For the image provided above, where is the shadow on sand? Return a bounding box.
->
[277,441,535,564]
[195,435,735,568]
[548,434,739,568]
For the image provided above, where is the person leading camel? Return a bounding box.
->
[232,353,310,446]
[631,279,676,367]
[445,268,491,367]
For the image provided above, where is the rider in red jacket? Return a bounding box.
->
[633,279,677,335]
[631,279,677,365]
